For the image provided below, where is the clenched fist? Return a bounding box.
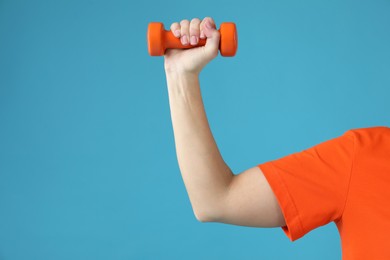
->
[164,17,220,75]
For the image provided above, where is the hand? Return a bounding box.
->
[164,17,220,75]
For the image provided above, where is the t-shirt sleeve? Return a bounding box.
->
[258,130,355,241]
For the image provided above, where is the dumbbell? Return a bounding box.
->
[147,22,238,57]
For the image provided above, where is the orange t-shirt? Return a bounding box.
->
[258,126,390,259]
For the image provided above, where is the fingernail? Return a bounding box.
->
[206,21,212,29]
[181,35,188,45]
[190,35,197,45]
[174,30,180,37]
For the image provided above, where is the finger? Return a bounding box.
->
[189,18,201,45]
[202,17,220,58]
[202,17,217,38]
[199,19,206,39]
[201,17,215,39]
[180,19,190,46]
[170,22,181,38]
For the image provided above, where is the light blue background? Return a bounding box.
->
[1,0,389,259]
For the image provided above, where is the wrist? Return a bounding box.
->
[165,70,202,102]
[165,69,199,80]
[165,70,200,90]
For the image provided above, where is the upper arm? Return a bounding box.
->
[214,166,286,228]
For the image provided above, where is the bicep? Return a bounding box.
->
[217,166,286,228]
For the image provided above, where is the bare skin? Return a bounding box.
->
[164,17,286,227]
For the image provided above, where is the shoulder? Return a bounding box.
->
[347,126,390,138]
[346,126,390,149]
[349,126,390,134]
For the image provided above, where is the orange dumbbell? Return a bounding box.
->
[147,22,238,57]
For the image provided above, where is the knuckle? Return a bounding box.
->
[180,27,188,35]
[190,18,201,36]
[180,19,189,26]
[190,28,199,34]
[170,22,179,30]
[199,21,205,32]
[190,24,200,32]
[191,17,200,24]
[204,16,215,26]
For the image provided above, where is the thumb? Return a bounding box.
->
[202,18,220,57]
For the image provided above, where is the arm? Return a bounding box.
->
[165,71,234,222]
[164,17,285,227]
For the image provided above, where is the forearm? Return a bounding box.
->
[165,71,234,221]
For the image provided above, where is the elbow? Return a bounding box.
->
[191,194,228,223]
[194,211,210,223]
[193,208,218,223]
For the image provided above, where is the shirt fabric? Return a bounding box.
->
[258,126,390,260]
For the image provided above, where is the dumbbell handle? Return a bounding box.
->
[147,22,237,57]
[164,30,207,50]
